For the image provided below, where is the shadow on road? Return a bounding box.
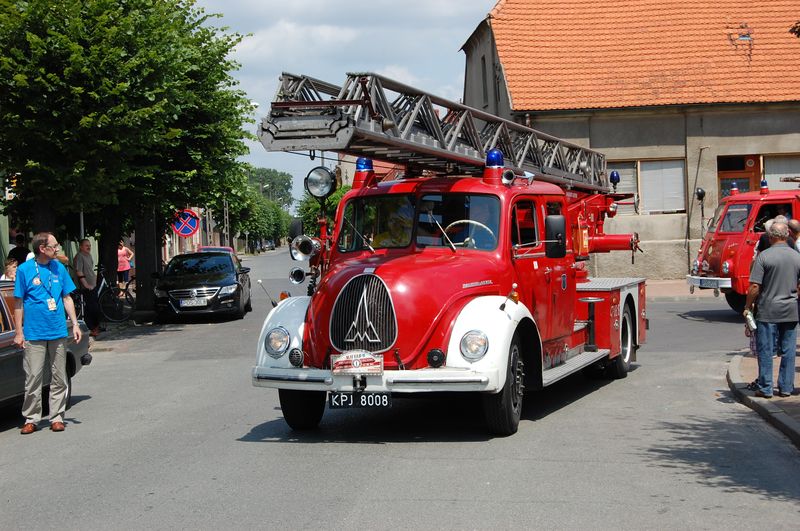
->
[675,309,743,325]
[642,411,800,501]
[238,369,622,444]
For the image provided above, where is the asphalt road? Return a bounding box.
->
[1,249,799,529]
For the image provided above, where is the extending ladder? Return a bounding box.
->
[259,72,609,193]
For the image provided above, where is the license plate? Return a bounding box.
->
[328,392,391,409]
[180,298,208,307]
[331,350,383,375]
[698,278,717,288]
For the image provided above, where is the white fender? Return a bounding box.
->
[445,296,538,392]
[255,296,311,368]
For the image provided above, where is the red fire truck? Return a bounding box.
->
[687,179,800,313]
[252,73,647,435]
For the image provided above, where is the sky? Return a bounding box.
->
[194,0,495,204]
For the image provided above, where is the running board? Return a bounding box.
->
[542,348,610,386]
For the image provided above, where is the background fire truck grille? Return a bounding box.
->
[330,274,396,353]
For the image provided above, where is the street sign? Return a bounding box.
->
[172,209,200,238]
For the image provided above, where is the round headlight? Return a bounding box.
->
[305,166,337,199]
[460,330,489,362]
[265,327,290,358]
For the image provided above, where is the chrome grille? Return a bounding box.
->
[330,274,396,353]
[169,287,220,299]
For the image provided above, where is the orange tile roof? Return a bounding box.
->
[489,0,800,111]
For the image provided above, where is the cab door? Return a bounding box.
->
[0,293,23,402]
[539,199,575,344]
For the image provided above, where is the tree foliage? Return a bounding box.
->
[228,183,290,243]
[0,0,251,236]
[246,166,293,210]
[296,185,351,237]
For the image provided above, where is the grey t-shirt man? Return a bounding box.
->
[74,250,97,290]
[749,242,800,322]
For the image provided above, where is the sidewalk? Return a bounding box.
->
[727,354,800,450]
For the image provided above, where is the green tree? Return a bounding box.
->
[0,0,251,273]
[297,185,351,236]
[246,166,293,210]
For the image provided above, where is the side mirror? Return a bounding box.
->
[544,215,567,258]
[695,187,706,202]
[288,218,304,241]
[240,267,251,274]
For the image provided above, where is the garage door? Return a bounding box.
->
[765,155,800,191]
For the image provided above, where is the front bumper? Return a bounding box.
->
[251,366,500,393]
[155,294,239,315]
[686,275,731,290]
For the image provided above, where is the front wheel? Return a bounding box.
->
[483,332,524,436]
[99,287,134,322]
[278,389,326,430]
[607,306,633,379]
[725,291,746,314]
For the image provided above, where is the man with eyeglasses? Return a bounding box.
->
[14,232,82,434]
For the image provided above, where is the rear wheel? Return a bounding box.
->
[99,287,134,322]
[278,389,326,430]
[725,291,746,314]
[483,332,524,436]
[607,306,633,379]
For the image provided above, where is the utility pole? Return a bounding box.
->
[223,198,230,247]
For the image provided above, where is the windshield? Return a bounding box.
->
[707,203,725,233]
[417,194,500,250]
[717,203,751,233]
[165,254,232,276]
[337,195,415,251]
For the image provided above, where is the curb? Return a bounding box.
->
[647,295,721,303]
[727,354,800,450]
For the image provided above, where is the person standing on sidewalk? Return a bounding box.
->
[73,238,101,337]
[14,232,82,434]
[744,221,800,398]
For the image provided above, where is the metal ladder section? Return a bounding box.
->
[259,72,609,193]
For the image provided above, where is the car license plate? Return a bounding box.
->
[331,350,383,375]
[328,392,391,409]
[698,278,717,288]
[180,298,207,307]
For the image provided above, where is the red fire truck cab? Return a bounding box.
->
[687,180,799,313]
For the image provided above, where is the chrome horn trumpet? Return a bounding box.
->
[289,267,306,285]
[289,235,321,261]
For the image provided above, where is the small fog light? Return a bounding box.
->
[288,348,304,367]
[427,349,445,368]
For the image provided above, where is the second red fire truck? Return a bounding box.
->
[252,72,647,435]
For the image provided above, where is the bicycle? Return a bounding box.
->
[88,265,134,322]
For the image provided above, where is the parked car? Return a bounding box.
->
[197,245,236,255]
[0,280,92,410]
[153,252,252,320]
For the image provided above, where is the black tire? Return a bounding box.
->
[99,287,134,322]
[725,291,746,314]
[278,389,326,430]
[244,290,252,312]
[483,332,524,436]
[235,292,246,319]
[607,306,633,379]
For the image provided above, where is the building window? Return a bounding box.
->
[607,159,686,215]
[640,159,686,214]
[764,155,800,191]
[481,56,488,107]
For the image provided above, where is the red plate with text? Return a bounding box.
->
[331,350,383,375]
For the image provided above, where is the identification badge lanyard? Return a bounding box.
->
[34,261,58,312]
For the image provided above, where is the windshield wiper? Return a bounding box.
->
[343,216,375,253]
[429,211,456,252]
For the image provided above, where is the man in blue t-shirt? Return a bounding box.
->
[14,232,82,434]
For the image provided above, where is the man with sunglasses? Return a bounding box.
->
[14,232,82,434]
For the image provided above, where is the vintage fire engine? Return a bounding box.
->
[252,72,647,435]
[687,179,800,313]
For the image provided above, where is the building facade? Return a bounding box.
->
[462,0,800,278]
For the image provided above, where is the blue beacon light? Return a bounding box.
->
[356,157,373,171]
[486,149,504,168]
[610,170,620,185]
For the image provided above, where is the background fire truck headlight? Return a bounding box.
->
[460,330,489,361]
[721,260,731,275]
[305,166,337,199]
[265,327,290,358]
